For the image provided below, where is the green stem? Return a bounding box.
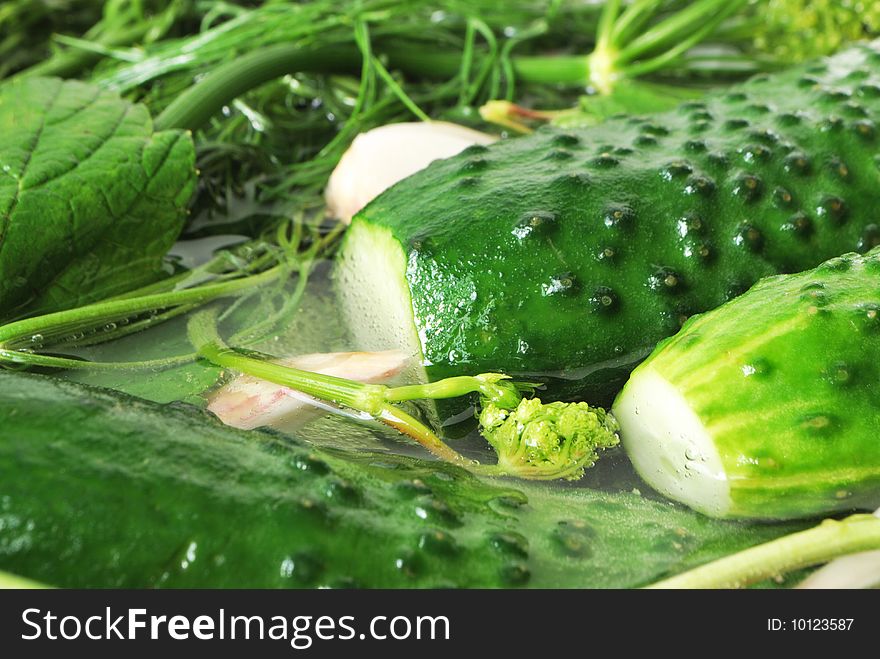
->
[647,514,880,589]
[186,309,473,467]
[381,46,592,87]
[155,43,361,131]
[595,0,622,50]
[0,264,283,361]
[385,375,525,408]
[17,23,150,80]
[617,0,743,65]
[621,1,743,78]
[610,0,664,48]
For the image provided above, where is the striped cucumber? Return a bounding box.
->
[0,372,804,587]
[614,248,880,520]
[337,42,880,410]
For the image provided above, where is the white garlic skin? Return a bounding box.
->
[207,350,408,432]
[325,121,496,223]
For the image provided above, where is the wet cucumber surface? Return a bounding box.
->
[631,248,880,519]
[349,42,880,403]
[0,372,805,587]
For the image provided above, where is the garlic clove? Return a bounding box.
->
[207,349,408,432]
[796,507,880,589]
[325,121,496,223]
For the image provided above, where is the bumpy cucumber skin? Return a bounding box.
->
[347,43,880,404]
[0,373,803,587]
[626,248,880,520]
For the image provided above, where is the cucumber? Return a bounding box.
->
[0,372,803,587]
[614,248,880,520]
[337,42,880,408]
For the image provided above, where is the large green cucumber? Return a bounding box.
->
[0,372,803,587]
[614,247,880,520]
[337,42,880,408]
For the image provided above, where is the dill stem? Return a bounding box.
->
[155,44,361,131]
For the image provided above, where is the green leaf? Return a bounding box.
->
[0,371,809,588]
[0,76,195,320]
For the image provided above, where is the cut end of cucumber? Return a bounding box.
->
[613,368,731,518]
[335,220,427,387]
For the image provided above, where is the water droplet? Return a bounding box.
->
[677,212,704,237]
[828,156,850,181]
[546,148,573,161]
[324,479,361,505]
[777,111,803,126]
[772,187,794,208]
[280,552,324,583]
[459,157,489,172]
[393,551,421,578]
[783,152,811,175]
[857,224,880,252]
[648,267,684,294]
[551,133,580,147]
[589,153,620,168]
[513,211,558,239]
[824,361,855,386]
[733,223,765,252]
[781,213,814,240]
[542,273,579,297]
[414,499,461,528]
[602,204,636,231]
[641,123,670,136]
[396,479,432,498]
[853,119,876,139]
[589,286,619,314]
[418,530,460,556]
[552,520,596,558]
[740,144,772,163]
[741,358,772,378]
[816,196,848,225]
[293,454,330,475]
[488,532,529,558]
[30,334,43,343]
[684,175,716,196]
[499,563,530,586]
[660,161,693,181]
[732,173,763,203]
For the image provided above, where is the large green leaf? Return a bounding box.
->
[0,76,195,319]
[0,372,808,588]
